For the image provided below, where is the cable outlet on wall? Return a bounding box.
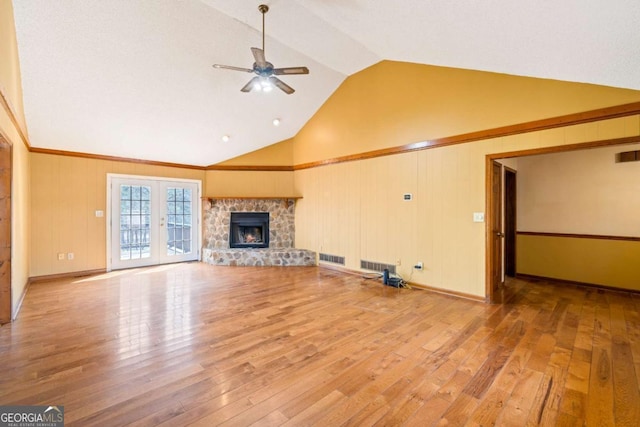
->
[67,252,74,260]
[57,253,65,261]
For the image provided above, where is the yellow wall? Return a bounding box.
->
[291,60,640,297]
[517,235,640,290]
[207,138,295,199]
[296,117,639,296]
[292,61,640,165]
[1,0,30,316]
[30,153,205,277]
[0,1,27,130]
[217,138,294,166]
[202,61,640,296]
[204,170,295,197]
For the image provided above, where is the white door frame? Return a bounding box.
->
[106,173,202,272]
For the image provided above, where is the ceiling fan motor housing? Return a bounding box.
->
[254,62,275,76]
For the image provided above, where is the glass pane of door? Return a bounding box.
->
[166,187,193,256]
[119,184,152,261]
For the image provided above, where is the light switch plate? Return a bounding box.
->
[95,210,104,217]
[473,212,485,222]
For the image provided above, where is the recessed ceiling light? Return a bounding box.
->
[221,135,230,142]
[272,118,281,126]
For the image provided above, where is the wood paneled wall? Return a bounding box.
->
[295,116,640,297]
[29,153,205,277]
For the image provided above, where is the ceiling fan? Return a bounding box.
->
[213,4,309,95]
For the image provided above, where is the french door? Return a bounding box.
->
[108,175,200,270]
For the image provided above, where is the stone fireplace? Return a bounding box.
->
[202,198,315,266]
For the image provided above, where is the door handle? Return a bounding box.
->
[496,232,504,237]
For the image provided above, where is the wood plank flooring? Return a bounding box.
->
[1,263,639,426]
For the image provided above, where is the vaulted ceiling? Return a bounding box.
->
[12,0,640,166]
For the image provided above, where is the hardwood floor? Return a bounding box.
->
[1,263,639,426]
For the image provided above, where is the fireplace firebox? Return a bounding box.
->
[229,212,270,248]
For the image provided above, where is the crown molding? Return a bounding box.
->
[206,164,294,171]
[29,147,206,170]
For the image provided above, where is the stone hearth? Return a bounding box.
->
[203,248,315,267]
[202,198,316,267]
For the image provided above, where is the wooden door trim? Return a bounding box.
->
[0,133,11,323]
[485,159,497,302]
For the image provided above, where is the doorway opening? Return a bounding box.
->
[504,167,517,278]
[485,136,640,302]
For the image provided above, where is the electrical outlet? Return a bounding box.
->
[57,253,65,261]
[396,259,401,266]
[473,212,485,222]
[414,262,423,270]
[67,252,74,260]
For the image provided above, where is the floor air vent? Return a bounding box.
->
[360,260,396,275]
[319,253,345,265]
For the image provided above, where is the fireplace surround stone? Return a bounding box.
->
[202,198,316,267]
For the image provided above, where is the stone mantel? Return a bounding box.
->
[203,196,302,208]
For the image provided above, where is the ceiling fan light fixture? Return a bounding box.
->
[211,4,309,95]
[260,77,273,92]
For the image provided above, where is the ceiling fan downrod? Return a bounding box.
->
[258,4,269,55]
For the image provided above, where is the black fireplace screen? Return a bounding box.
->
[229,212,269,248]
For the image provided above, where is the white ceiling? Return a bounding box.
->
[12,0,640,166]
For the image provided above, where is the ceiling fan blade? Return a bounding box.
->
[273,67,310,75]
[251,47,267,68]
[269,76,295,95]
[241,76,260,93]
[213,64,254,73]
